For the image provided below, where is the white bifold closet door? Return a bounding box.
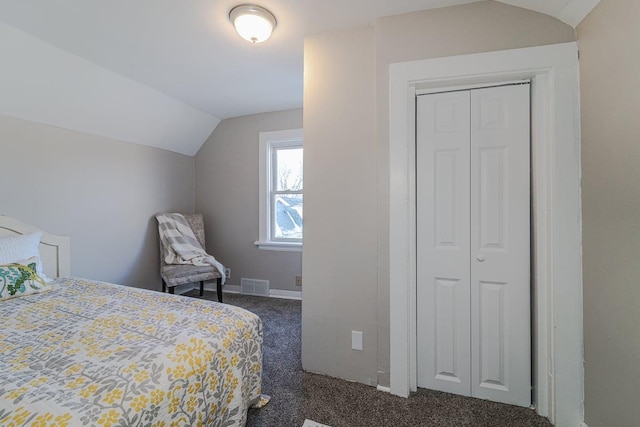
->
[416,84,531,407]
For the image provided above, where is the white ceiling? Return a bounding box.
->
[0,0,598,155]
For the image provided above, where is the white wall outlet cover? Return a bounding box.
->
[351,331,363,351]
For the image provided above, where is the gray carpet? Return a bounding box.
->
[186,290,552,427]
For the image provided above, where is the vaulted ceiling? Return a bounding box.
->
[0,0,599,155]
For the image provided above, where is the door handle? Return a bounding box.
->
[477,254,486,262]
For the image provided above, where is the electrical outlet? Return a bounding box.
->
[224,268,231,279]
[352,331,363,351]
[295,275,302,286]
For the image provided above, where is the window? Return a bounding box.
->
[256,129,303,251]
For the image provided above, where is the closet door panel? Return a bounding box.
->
[470,85,531,406]
[416,91,471,395]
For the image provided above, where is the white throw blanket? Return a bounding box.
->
[156,213,226,283]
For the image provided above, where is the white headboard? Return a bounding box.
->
[0,216,70,278]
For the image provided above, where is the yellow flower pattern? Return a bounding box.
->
[130,395,149,412]
[97,409,120,426]
[0,278,263,427]
[102,388,123,405]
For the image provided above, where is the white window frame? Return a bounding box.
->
[255,128,303,251]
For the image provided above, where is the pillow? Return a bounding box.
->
[0,232,51,282]
[0,257,49,300]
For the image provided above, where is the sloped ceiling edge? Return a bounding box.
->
[496,0,601,27]
[0,23,219,156]
[558,0,602,27]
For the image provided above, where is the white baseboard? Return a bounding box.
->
[376,385,391,393]
[202,283,302,300]
[173,283,198,295]
[269,289,303,300]
[213,284,240,293]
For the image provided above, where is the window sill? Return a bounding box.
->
[254,241,302,252]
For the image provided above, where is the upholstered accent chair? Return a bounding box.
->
[159,213,223,302]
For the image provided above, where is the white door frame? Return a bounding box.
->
[389,42,583,426]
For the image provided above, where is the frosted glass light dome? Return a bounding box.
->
[229,4,277,44]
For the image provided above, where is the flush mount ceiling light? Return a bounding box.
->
[229,4,277,44]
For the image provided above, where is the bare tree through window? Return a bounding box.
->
[274,147,303,239]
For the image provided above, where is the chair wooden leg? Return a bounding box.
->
[200,281,204,297]
[216,277,223,303]
[162,279,167,293]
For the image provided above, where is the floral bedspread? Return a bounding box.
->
[0,278,263,427]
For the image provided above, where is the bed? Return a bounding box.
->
[0,216,264,427]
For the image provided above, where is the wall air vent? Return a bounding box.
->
[240,278,270,296]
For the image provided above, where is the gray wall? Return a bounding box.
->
[303,26,378,385]
[578,0,640,425]
[195,109,303,291]
[0,114,195,289]
[302,1,576,387]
